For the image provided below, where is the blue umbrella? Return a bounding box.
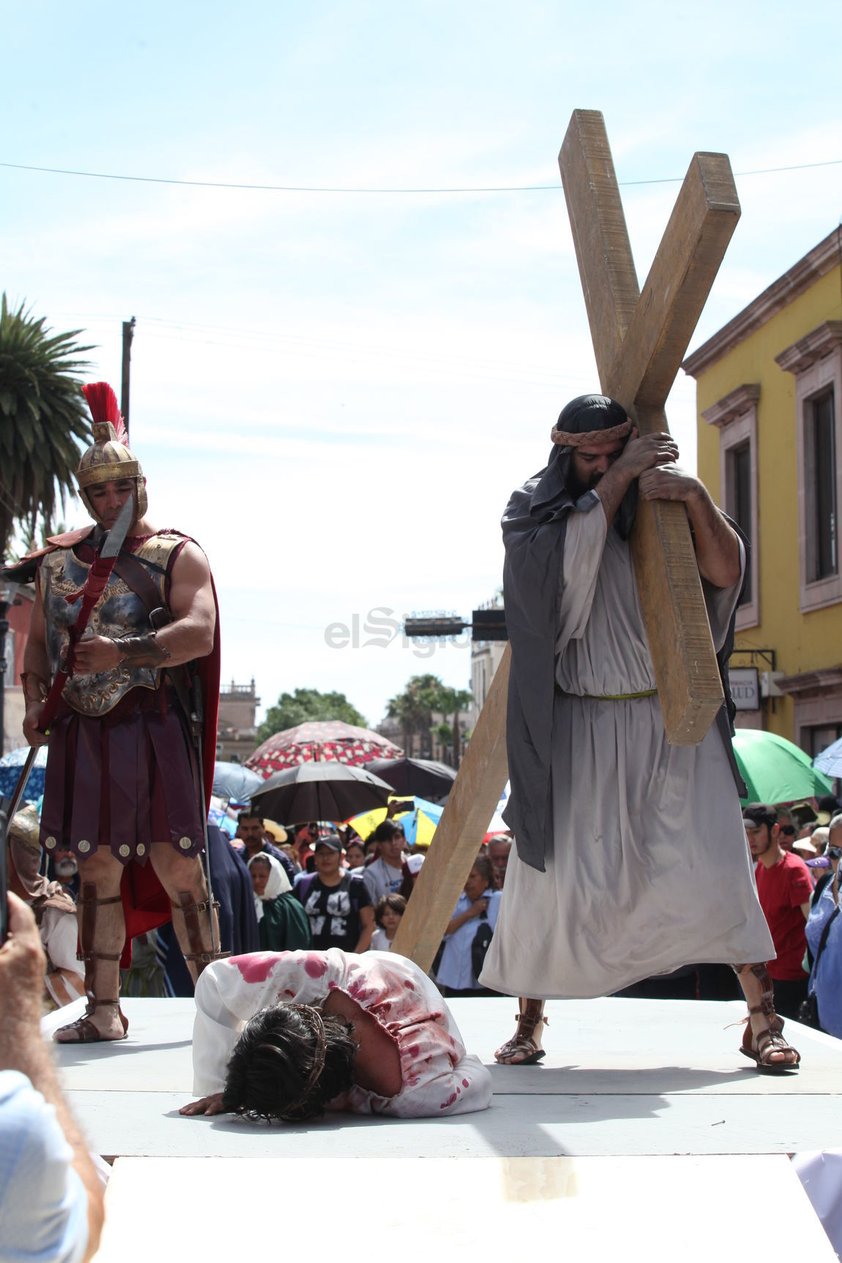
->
[0,746,48,802]
[814,737,842,780]
[212,761,264,803]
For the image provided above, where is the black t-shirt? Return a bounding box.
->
[295,872,372,951]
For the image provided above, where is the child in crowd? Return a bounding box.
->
[371,894,407,951]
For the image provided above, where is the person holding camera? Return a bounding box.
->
[0,894,104,1262]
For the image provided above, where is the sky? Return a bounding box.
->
[3,1,842,727]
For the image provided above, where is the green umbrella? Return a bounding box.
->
[731,729,833,804]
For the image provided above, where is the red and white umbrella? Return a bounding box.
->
[246,720,403,778]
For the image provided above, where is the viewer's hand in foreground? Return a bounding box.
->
[179,1093,226,1117]
[0,894,47,1023]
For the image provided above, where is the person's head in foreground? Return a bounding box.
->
[222,1001,357,1122]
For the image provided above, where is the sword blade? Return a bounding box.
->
[100,495,135,559]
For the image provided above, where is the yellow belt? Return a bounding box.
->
[578,689,657,701]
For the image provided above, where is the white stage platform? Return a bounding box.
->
[46,993,842,1159]
[42,995,841,1261]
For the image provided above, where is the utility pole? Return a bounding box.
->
[121,317,136,436]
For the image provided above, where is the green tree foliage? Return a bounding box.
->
[257,688,367,742]
[0,295,93,556]
[387,675,474,763]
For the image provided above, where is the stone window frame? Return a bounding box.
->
[702,383,760,630]
[776,322,842,612]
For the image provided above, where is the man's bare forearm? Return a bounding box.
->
[684,486,742,588]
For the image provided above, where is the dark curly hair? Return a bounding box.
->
[222,1003,358,1122]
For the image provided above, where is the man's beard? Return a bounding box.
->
[568,469,602,498]
[56,859,79,878]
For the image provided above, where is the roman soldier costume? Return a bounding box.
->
[12,382,223,1041]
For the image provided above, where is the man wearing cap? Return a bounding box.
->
[745,803,813,1019]
[294,834,374,952]
[13,381,223,1042]
[481,395,798,1072]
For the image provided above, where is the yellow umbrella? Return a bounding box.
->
[346,805,390,841]
[347,797,442,849]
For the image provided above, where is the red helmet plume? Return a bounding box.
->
[82,381,128,444]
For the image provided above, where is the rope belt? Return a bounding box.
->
[578,689,657,701]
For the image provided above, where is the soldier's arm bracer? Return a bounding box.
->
[112,633,172,667]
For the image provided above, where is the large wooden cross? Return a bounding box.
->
[393,110,740,970]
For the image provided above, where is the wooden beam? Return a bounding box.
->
[392,647,510,972]
[559,111,731,743]
[605,151,740,412]
[558,108,638,374]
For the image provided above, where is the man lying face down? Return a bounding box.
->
[180,948,492,1121]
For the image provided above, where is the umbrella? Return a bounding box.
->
[364,756,457,799]
[347,796,444,848]
[814,736,842,779]
[212,761,265,802]
[245,720,403,777]
[732,729,834,804]
[251,761,393,824]
[0,745,48,802]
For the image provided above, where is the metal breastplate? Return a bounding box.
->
[40,534,182,716]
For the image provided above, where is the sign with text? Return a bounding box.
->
[729,667,760,711]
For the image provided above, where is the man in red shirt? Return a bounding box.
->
[745,803,813,1019]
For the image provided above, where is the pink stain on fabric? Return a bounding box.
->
[232,955,276,983]
[303,955,328,978]
[440,1092,458,1110]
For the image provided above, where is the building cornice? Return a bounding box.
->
[775,320,842,375]
[702,382,760,428]
[777,665,842,696]
[682,228,842,378]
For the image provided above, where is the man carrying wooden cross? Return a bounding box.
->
[480,393,801,1073]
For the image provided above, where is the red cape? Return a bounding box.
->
[119,553,221,963]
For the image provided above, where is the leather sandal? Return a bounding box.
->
[495,1003,547,1066]
[54,998,129,1044]
[738,972,800,1074]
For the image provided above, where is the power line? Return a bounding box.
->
[1,156,841,195]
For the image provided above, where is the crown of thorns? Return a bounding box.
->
[277,1003,328,1119]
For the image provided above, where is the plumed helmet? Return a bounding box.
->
[76,381,147,522]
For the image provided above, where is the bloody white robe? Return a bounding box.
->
[192,949,492,1116]
[481,503,773,999]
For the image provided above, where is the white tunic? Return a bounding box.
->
[481,504,774,999]
[193,949,491,1117]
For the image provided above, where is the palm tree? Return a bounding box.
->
[387,674,442,757]
[0,294,93,557]
[436,684,474,768]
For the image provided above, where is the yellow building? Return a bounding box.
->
[684,228,842,755]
